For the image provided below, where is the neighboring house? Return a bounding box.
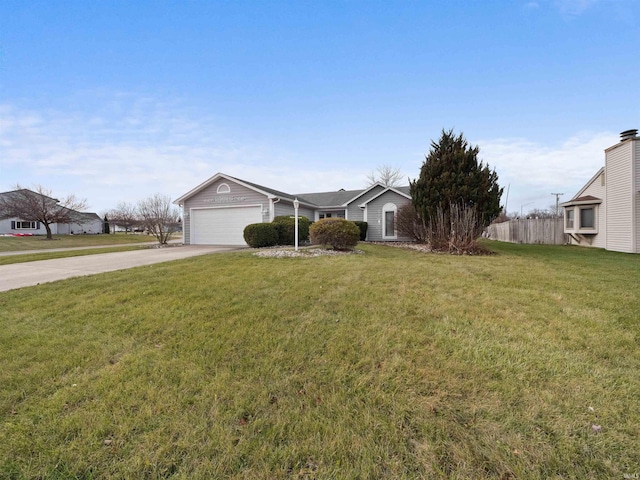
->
[174,173,413,245]
[0,189,103,235]
[561,129,640,253]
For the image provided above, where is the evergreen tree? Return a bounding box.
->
[410,129,503,229]
[103,215,110,234]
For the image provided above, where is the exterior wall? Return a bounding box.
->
[346,185,384,221]
[273,201,314,222]
[569,173,606,249]
[365,191,412,242]
[182,178,270,244]
[605,142,634,253]
[60,219,103,234]
[635,140,640,253]
[0,218,59,235]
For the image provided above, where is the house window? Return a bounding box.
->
[318,211,345,220]
[565,209,574,229]
[579,207,595,229]
[382,203,397,239]
[16,221,36,229]
[217,183,231,194]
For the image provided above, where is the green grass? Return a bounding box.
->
[0,246,148,266]
[1,241,639,479]
[0,233,157,252]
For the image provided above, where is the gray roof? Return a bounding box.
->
[295,189,364,207]
[297,185,411,207]
[228,176,298,202]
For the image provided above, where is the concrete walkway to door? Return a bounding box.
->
[0,245,240,292]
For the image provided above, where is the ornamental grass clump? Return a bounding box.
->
[309,218,360,250]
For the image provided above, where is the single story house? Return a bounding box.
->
[0,189,103,235]
[174,173,413,245]
[561,129,639,253]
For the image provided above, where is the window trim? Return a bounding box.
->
[15,221,37,229]
[216,183,231,194]
[565,209,574,229]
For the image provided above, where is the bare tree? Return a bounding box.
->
[108,201,139,233]
[137,193,180,244]
[0,185,87,240]
[366,165,404,187]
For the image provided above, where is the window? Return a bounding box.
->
[579,207,595,229]
[566,209,574,229]
[385,211,395,236]
[216,183,231,194]
[16,221,36,229]
[318,211,345,220]
[382,203,397,239]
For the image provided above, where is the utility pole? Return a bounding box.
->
[551,193,564,218]
[551,193,564,244]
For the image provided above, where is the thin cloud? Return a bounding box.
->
[1,98,618,216]
[0,100,368,212]
[479,131,617,213]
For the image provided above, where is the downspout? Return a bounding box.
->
[270,197,280,222]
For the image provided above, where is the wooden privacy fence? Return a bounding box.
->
[485,218,568,245]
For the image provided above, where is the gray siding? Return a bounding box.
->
[605,142,633,253]
[365,191,412,242]
[346,185,384,221]
[635,140,640,253]
[183,178,270,244]
[274,201,314,222]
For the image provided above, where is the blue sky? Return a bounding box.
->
[1,0,638,215]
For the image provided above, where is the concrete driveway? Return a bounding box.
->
[0,245,240,292]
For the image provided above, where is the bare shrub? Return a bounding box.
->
[396,203,428,243]
[427,203,488,254]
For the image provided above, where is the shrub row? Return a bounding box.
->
[243,215,310,248]
[244,216,367,250]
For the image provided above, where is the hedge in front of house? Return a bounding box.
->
[309,218,360,250]
[243,223,279,248]
[352,221,368,241]
[272,215,310,245]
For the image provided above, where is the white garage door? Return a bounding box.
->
[191,206,263,245]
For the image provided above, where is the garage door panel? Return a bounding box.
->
[192,206,262,245]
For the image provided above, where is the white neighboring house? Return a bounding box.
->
[0,189,103,235]
[561,129,640,253]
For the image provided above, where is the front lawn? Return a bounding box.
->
[0,233,160,252]
[0,242,638,478]
[0,246,148,266]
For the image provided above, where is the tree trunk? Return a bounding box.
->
[44,223,53,240]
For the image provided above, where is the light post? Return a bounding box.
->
[293,198,299,251]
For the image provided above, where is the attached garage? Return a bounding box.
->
[191,206,262,245]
